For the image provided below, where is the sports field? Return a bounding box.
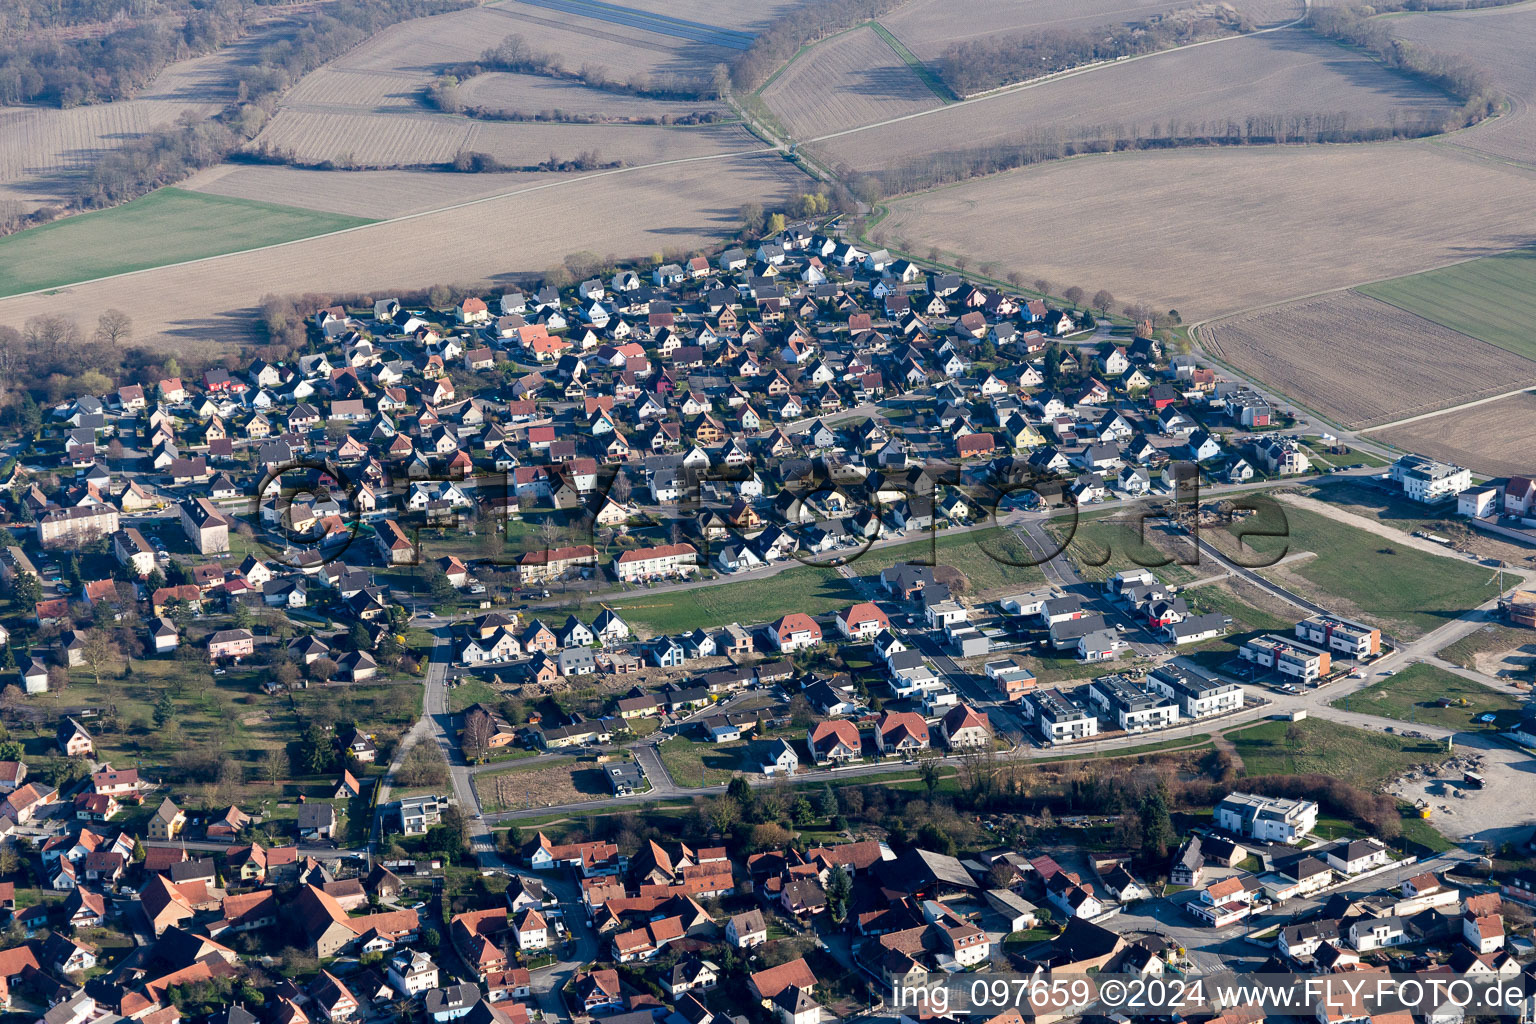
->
[1357,247,1536,361]
[0,188,374,298]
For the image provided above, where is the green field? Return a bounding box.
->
[1357,248,1536,361]
[609,564,860,635]
[0,188,374,296]
[657,737,749,788]
[1047,514,1198,585]
[858,527,1047,594]
[1227,503,1501,638]
[1333,662,1523,730]
[1228,717,1452,788]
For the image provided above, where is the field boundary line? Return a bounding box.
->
[799,0,1311,147]
[0,146,788,302]
[1361,384,1536,433]
[867,21,955,103]
[753,22,870,97]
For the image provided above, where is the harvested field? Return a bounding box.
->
[1202,292,1536,428]
[503,0,754,49]
[1387,3,1536,168]
[760,26,942,139]
[1368,389,1536,478]
[253,108,756,168]
[456,72,725,120]
[0,151,807,348]
[876,142,1536,319]
[0,23,288,210]
[182,164,581,218]
[883,0,1305,62]
[811,29,1458,169]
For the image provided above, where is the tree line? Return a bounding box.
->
[67,0,471,211]
[442,33,722,102]
[834,106,1462,195]
[728,0,904,93]
[1306,5,1502,123]
[423,73,727,126]
[936,6,1251,98]
[234,142,623,175]
[0,0,249,107]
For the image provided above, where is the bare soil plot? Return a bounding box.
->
[882,0,1304,62]
[182,164,582,218]
[0,151,807,348]
[1368,389,1536,478]
[876,142,1536,319]
[0,23,286,210]
[760,25,941,139]
[812,29,1457,168]
[254,107,756,168]
[456,72,724,119]
[1387,3,1536,168]
[1202,292,1536,428]
[479,761,613,810]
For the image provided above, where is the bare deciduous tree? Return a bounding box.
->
[462,707,494,759]
[80,627,119,688]
[95,308,132,346]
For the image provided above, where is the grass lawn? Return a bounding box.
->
[1331,662,1523,730]
[11,653,419,818]
[1357,247,1536,361]
[0,187,374,296]
[1046,514,1197,584]
[1023,648,1150,685]
[627,716,660,738]
[1183,581,1294,633]
[1227,717,1451,788]
[1230,503,1501,638]
[1438,623,1536,669]
[1003,929,1055,948]
[856,527,1047,594]
[1050,736,1212,761]
[448,677,501,712]
[1302,441,1391,470]
[608,564,860,635]
[1399,806,1455,853]
[657,737,746,788]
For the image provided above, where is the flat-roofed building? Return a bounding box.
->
[1295,615,1381,659]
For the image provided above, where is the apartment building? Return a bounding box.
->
[613,543,698,582]
[1027,687,1099,745]
[1146,667,1244,719]
[1390,454,1470,503]
[1215,791,1318,844]
[1087,674,1180,733]
[1239,634,1331,682]
[1294,614,1381,659]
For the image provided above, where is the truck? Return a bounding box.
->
[1464,771,1486,789]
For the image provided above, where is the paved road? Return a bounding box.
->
[381,626,600,1024]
